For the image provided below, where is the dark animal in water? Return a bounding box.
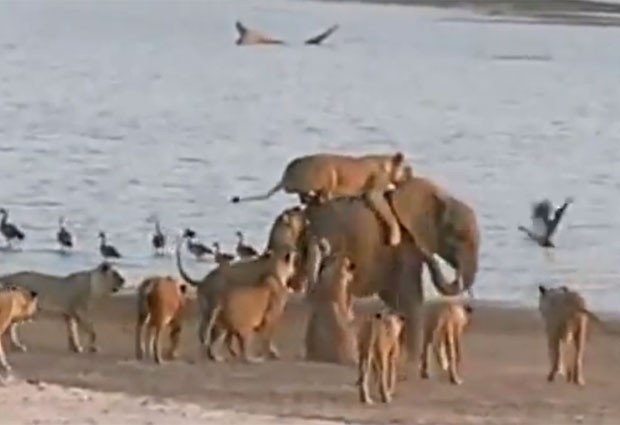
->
[151,219,166,254]
[235,231,258,259]
[0,208,25,247]
[57,216,73,249]
[98,231,122,259]
[212,241,235,264]
[182,228,212,259]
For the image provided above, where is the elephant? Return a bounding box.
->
[267,175,480,364]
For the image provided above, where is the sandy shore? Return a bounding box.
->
[316,0,620,26]
[2,294,620,424]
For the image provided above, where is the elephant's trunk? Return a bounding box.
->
[455,237,479,294]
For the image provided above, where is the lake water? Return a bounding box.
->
[1,0,620,312]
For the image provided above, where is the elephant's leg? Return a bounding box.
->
[365,189,401,246]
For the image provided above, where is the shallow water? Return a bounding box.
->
[1,0,620,312]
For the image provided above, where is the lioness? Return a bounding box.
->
[135,276,188,364]
[0,286,38,375]
[231,152,412,246]
[304,252,358,364]
[205,256,295,362]
[538,284,605,386]
[0,262,125,354]
[357,310,405,404]
[420,298,473,385]
[176,240,298,358]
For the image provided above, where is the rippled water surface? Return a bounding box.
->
[1,0,620,311]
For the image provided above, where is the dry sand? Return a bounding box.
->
[2,294,620,425]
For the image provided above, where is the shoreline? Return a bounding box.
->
[308,0,620,26]
[3,295,620,424]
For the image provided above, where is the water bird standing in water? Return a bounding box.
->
[518,197,573,248]
[235,230,258,259]
[0,208,25,248]
[98,231,121,259]
[151,218,166,255]
[182,228,212,260]
[56,216,73,250]
[212,242,235,264]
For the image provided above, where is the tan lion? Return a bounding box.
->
[0,286,38,375]
[231,152,412,246]
[304,251,358,365]
[176,239,297,359]
[0,262,125,354]
[538,284,608,386]
[135,276,188,364]
[205,265,294,363]
[420,297,473,385]
[357,310,405,404]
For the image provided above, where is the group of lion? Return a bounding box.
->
[0,151,609,404]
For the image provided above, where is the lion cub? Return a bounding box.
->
[135,276,188,364]
[357,310,406,404]
[304,253,358,364]
[538,284,603,386]
[0,286,38,375]
[206,249,297,363]
[420,298,473,385]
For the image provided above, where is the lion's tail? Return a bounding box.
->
[230,180,283,204]
[580,308,620,336]
[175,238,202,287]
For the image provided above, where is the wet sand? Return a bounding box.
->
[3,294,620,424]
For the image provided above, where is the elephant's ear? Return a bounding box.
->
[389,177,441,257]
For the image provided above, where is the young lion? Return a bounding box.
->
[0,262,125,354]
[357,310,405,405]
[538,284,604,386]
[135,276,188,364]
[205,249,297,363]
[231,152,412,246]
[420,298,473,385]
[304,253,358,364]
[0,286,38,375]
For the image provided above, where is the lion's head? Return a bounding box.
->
[0,285,38,321]
[92,262,125,294]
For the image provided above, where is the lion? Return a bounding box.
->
[0,262,125,354]
[538,284,608,386]
[304,252,358,364]
[135,276,189,364]
[176,239,298,359]
[205,266,294,363]
[231,152,412,246]
[357,310,406,404]
[420,297,473,385]
[0,286,38,375]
